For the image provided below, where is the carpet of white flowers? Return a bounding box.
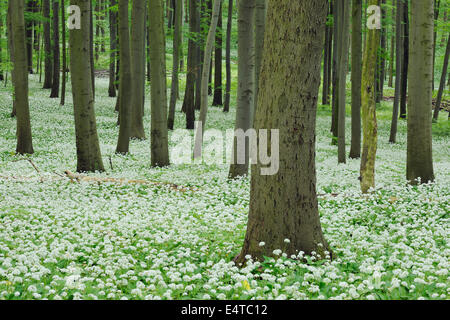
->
[0,75,448,300]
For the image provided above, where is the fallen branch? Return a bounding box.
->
[63,170,196,192]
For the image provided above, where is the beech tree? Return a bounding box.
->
[360,0,381,194]
[10,0,34,155]
[149,0,170,167]
[407,0,435,184]
[69,0,104,172]
[235,0,331,264]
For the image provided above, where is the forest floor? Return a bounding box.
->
[0,74,448,300]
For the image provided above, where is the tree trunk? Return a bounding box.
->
[360,0,380,194]
[108,0,117,97]
[407,0,435,184]
[235,0,331,265]
[389,0,403,143]
[149,0,170,167]
[253,0,266,117]
[376,0,387,102]
[69,0,104,172]
[399,0,409,119]
[25,0,33,74]
[60,0,67,105]
[182,0,197,129]
[50,0,60,98]
[130,0,146,139]
[223,0,233,113]
[212,3,223,106]
[350,0,362,159]
[10,0,34,155]
[43,0,52,89]
[193,0,222,159]
[337,0,350,164]
[228,0,255,179]
[432,36,450,121]
[331,0,339,142]
[388,3,395,87]
[322,1,332,106]
[168,0,183,130]
[115,0,132,154]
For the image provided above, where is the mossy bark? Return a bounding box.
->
[360,0,380,194]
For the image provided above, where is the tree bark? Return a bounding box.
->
[407,0,435,184]
[168,0,183,130]
[108,0,117,97]
[50,0,60,98]
[43,0,52,89]
[10,0,34,155]
[115,0,132,154]
[212,3,223,106]
[236,0,331,264]
[149,0,170,167]
[350,0,362,159]
[228,0,255,179]
[360,0,380,194]
[60,0,67,105]
[223,0,233,113]
[69,0,104,172]
[130,0,146,139]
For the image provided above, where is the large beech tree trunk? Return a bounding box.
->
[149,0,170,167]
[10,0,34,155]
[235,0,331,264]
[69,0,104,172]
[407,0,435,184]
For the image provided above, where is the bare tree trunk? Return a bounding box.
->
[60,0,67,105]
[350,0,362,159]
[236,0,331,265]
[69,0,104,172]
[108,0,117,97]
[223,0,233,113]
[432,36,450,121]
[115,0,132,154]
[43,0,53,89]
[212,3,223,106]
[360,0,380,194]
[50,0,60,98]
[10,0,34,155]
[149,0,170,167]
[228,0,255,178]
[407,0,435,184]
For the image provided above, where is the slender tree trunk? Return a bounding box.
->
[235,0,331,265]
[322,1,332,106]
[388,2,395,87]
[168,0,183,130]
[407,0,435,184]
[130,0,146,139]
[331,0,339,141]
[115,0,132,154]
[223,0,233,113]
[432,36,450,121]
[360,0,380,194]
[399,0,409,119]
[350,0,362,159]
[43,0,52,89]
[108,0,117,97]
[431,0,440,91]
[376,0,387,102]
[7,3,17,117]
[182,0,197,129]
[89,0,95,99]
[337,0,350,163]
[193,0,222,159]
[10,0,34,155]
[389,0,403,143]
[25,0,33,74]
[228,0,255,179]
[60,0,67,105]
[212,3,223,106]
[50,0,60,98]
[69,0,104,172]
[149,0,170,167]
